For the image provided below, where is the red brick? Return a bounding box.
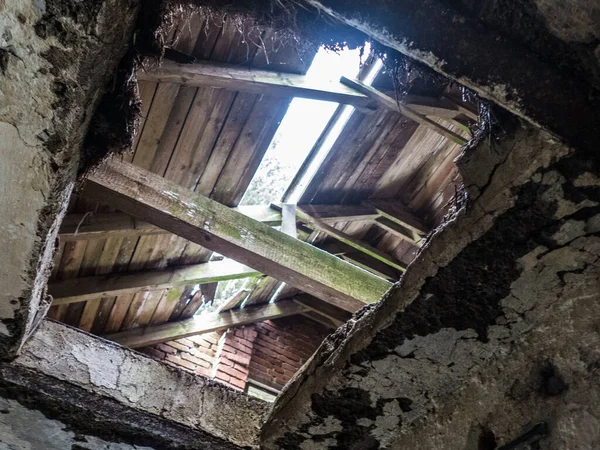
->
[188,335,212,348]
[216,357,233,367]
[214,370,231,383]
[233,363,249,375]
[228,377,246,390]
[142,348,166,360]
[166,341,190,352]
[165,355,197,371]
[195,367,211,378]
[156,344,177,355]
[226,352,251,366]
[222,344,237,354]
[181,353,211,369]
[190,347,214,362]
[177,338,196,348]
[219,364,247,381]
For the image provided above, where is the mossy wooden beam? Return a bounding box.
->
[49,260,260,305]
[341,76,469,145]
[105,299,310,348]
[84,160,392,312]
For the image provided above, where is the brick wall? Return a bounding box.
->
[140,316,330,392]
[139,332,221,378]
[248,316,329,390]
[213,327,257,390]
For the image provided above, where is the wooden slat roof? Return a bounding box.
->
[48,11,477,340]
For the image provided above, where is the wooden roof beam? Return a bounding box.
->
[138,60,374,107]
[294,208,408,273]
[84,160,392,313]
[49,259,260,305]
[138,60,476,120]
[60,205,282,241]
[105,299,310,348]
[341,76,469,145]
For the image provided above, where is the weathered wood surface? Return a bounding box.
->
[49,260,260,305]
[138,60,374,106]
[341,76,468,145]
[60,206,283,241]
[84,160,392,312]
[294,208,408,272]
[105,299,310,348]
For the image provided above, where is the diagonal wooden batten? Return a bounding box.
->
[105,299,310,348]
[49,259,260,305]
[340,76,469,145]
[84,160,392,312]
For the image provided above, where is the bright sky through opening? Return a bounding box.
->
[240,43,380,207]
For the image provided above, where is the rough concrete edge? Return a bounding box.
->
[14,319,270,448]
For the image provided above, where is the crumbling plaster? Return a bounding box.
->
[0,396,154,450]
[261,118,600,448]
[0,0,139,358]
[11,320,269,448]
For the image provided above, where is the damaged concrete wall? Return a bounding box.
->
[7,320,269,448]
[0,0,140,358]
[261,117,600,448]
[0,396,154,450]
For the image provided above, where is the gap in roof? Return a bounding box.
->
[240,42,379,207]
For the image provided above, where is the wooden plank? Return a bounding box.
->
[295,204,379,223]
[368,200,426,235]
[374,217,422,246]
[340,77,468,145]
[60,206,283,241]
[294,209,407,273]
[50,260,261,305]
[105,299,310,348]
[138,60,374,106]
[85,160,392,312]
[181,282,217,319]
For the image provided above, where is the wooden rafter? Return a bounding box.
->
[105,299,310,348]
[84,160,392,312]
[49,260,260,305]
[340,76,469,145]
[138,60,477,121]
[295,208,408,272]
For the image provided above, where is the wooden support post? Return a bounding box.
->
[105,299,309,348]
[340,76,469,145]
[84,160,392,312]
[49,260,260,305]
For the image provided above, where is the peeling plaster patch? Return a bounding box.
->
[71,343,124,390]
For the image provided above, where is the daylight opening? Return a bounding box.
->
[240,43,383,207]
